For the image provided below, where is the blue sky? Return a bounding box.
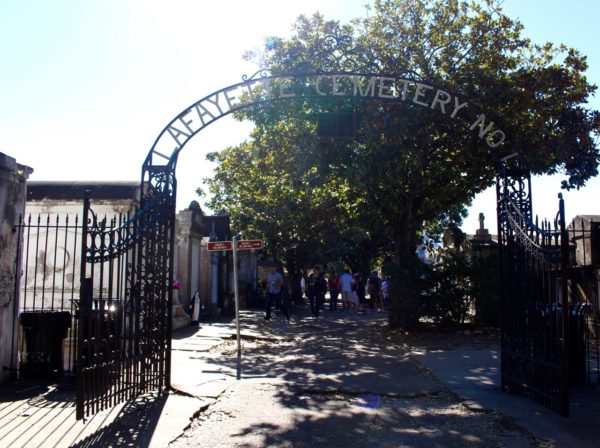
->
[1,0,598,233]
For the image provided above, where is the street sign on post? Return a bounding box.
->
[232,236,242,380]
[209,237,261,381]
[236,240,262,250]
[207,241,233,251]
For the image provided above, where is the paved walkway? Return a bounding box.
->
[1,307,598,447]
[171,309,538,448]
[409,332,600,448]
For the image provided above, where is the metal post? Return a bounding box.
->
[165,173,176,390]
[232,235,242,379]
[10,215,24,379]
[76,191,91,421]
[559,193,571,417]
[495,176,505,391]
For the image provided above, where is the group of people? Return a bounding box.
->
[304,267,390,318]
[263,263,391,323]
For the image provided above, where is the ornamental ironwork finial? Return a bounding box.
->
[241,68,272,82]
[312,30,379,73]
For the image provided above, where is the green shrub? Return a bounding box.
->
[388,248,500,329]
[420,250,473,328]
[388,260,432,329]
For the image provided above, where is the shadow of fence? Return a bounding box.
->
[70,395,167,448]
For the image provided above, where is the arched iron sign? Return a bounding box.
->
[77,68,513,420]
[145,70,507,171]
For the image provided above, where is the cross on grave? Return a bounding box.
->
[475,212,491,240]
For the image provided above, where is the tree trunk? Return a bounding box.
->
[390,204,421,328]
[394,226,418,269]
[394,210,419,269]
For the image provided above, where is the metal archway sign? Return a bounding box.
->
[75,68,508,420]
[145,70,507,171]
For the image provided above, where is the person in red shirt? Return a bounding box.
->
[328,274,341,311]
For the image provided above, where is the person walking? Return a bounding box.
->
[339,269,353,310]
[355,273,366,312]
[307,266,327,318]
[381,276,391,311]
[265,263,290,322]
[368,271,383,312]
[328,273,340,311]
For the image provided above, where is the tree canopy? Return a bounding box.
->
[201,0,599,311]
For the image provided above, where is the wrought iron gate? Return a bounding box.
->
[76,166,176,420]
[497,155,571,416]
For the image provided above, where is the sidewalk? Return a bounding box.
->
[0,312,264,448]
[409,334,600,447]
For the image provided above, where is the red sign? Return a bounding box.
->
[207,241,233,251]
[237,240,263,250]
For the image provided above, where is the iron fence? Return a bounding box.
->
[11,190,173,421]
[497,156,600,417]
[76,199,137,419]
[497,157,570,416]
[13,213,83,376]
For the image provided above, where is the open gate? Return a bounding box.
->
[497,155,571,416]
[72,69,527,419]
[66,62,593,418]
[8,65,597,421]
[75,167,175,420]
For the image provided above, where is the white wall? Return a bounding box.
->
[20,200,134,311]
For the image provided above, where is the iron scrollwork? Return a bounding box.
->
[241,68,272,81]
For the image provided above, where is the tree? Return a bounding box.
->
[204,0,599,325]
[202,118,380,301]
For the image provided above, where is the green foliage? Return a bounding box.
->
[387,258,432,329]
[202,0,599,322]
[420,250,474,328]
[389,247,500,329]
[202,119,383,272]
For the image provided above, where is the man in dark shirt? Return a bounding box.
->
[307,266,327,318]
[368,271,382,312]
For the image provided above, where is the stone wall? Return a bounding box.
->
[199,238,212,314]
[175,201,204,310]
[0,152,32,383]
[568,215,600,267]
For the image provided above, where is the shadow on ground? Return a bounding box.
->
[0,379,168,448]
[70,395,167,448]
[176,309,537,448]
